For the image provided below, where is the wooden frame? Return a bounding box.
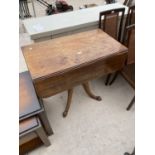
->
[19,117,51,155]
[99,8,125,41]
[19,71,53,135]
[105,4,135,84]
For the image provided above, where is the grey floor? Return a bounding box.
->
[19,1,134,155]
[28,77,135,155]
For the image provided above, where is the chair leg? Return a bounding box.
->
[126,96,135,110]
[105,74,111,85]
[82,82,102,101]
[124,148,135,155]
[109,71,119,85]
[36,127,51,147]
[131,148,135,155]
[63,88,74,117]
[39,112,54,136]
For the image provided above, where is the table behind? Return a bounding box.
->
[23,3,128,42]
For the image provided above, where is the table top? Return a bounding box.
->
[19,71,43,121]
[22,29,128,82]
[23,3,128,39]
[19,116,40,137]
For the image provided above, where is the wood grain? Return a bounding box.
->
[22,29,128,98]
[19,71,42,120]
[22,29,127,81]
[19,117,39,136]
[19,137,42,155]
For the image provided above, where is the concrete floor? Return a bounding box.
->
[29,76,135,155]
[19,1,134,155]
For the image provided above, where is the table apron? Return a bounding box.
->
[34,52,127,98]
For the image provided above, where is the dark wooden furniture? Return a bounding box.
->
[121,21,135,110]
[105,5,135,85]
[123,5,135,44]
[20,137,42,155]
[19,71,42,120]
[22,29,128,117]
[124,24,135,65]
[99,7,125,42]
[122,63,135,110]
[19,116,50,155]
[124,148,135,155]
[19,71,53,135]
[123,0,134,7]
[125,5,135,27]
[19,71,53,154]
[98,8,125,85]
[124,0,130,6]
[109,24,135,84]
[108,24,135,110]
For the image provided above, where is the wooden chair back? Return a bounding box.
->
[123,0,134,6]
[126,5,135,27]
[99,8,125,41]
[123,24,135,65]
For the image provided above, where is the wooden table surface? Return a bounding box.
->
[19,71,43,121]
[19,116,39,136]
[22,29,128,98]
